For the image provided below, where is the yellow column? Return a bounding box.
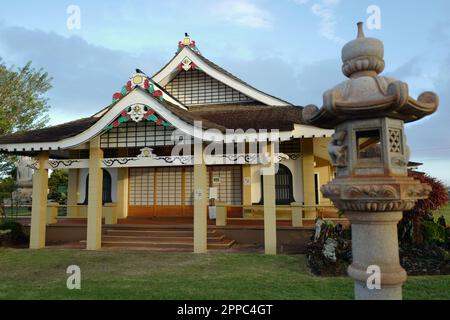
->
[242,165,252,206]
[116,149,128,220]
[263,143,277,255]
[193,141,208,253]
[29,152,49,249]
[67,169,79,217]
[301,138,316,219]
[86,137,103,250]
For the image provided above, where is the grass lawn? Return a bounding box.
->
[434,203,450,226]
[0,249,449,300]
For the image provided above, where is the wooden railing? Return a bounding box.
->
[215,202,337,227]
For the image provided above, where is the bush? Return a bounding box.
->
[422,220,446,244]
[404,172,449,220]
[0,219,28,244]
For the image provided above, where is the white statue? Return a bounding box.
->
[16,156,34,183]
[314,218,324,242]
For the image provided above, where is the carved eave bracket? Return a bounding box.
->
[303,79,439,129]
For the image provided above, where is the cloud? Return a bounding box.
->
[292,0,344,44]
[213,0,273,29]
[310,0,344,44]
[388,48,450,184]
[0,24,166,124]
[217,56,344,106]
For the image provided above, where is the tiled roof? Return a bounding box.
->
[0,117,99,145]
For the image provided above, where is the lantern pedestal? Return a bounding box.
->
[346,211,406,300]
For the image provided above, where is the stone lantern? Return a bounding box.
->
[303,22,439,300]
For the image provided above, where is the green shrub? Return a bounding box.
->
[422,220,446,244]
[0,219,27,243]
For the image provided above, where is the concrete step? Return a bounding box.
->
[101,234,226,243]
[81,227,235,251]
[81,239,235,250]
[104,229,217,237]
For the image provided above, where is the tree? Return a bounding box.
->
[0,177,17,218]
[401,171,449,242]
[0,59,52,175]
[48,170,68,203]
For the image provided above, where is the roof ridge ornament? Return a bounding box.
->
[177,33,202,56]
[111,71,164,104]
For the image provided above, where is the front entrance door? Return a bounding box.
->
[275,164,294,205]
[128,166,243,217]
[128,167,193,217]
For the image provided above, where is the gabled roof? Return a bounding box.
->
[190,104,305,131]
[0,35,334,153]
[152,35,292,106]
[0,117,99,145]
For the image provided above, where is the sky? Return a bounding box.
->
[0,0,449,184]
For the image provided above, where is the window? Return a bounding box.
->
[356,129,382,160]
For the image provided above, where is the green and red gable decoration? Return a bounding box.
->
[174,56,201,73]
[105,104,171,131]
[112,72,164,104]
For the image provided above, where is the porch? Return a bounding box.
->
[15,203,348,253]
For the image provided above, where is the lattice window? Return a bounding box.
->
[389,128,402,153]
[156,167,183,205]
[208,165,242,205]
[129,166,242,207]
[164,69,255,106]
[184,167,194,205]
[100,120,177,149]
[129,168,155,206]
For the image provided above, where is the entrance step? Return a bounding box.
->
[101,234,226,243]
[105,229,218,238]
[80,226,235,251]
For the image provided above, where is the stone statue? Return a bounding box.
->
[328,131,347,167]
[313,218,324,242]
[322,238,338,262]
[16,157,33,185]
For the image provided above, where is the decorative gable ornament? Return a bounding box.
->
[137,147,155,158]
[175,56,199,72]
[104,104,171,131]
[112,71,164,104]
[176,33,201,56]
[128,104,147,122]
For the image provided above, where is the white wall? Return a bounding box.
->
[78,168,118,203]
[250,158,304,204]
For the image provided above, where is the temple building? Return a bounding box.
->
[0,34,336,253]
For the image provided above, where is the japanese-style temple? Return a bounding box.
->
[0,34,338,254]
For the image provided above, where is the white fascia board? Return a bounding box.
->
[152,47,291,106]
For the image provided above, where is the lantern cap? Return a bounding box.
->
[341,22,385,78]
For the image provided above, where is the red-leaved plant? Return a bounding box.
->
[403,171,449,242]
